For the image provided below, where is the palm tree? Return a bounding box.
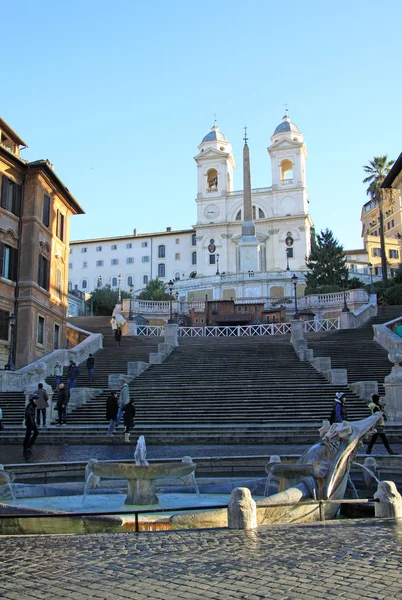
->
[363,155,394,286]
[137,278,171,301]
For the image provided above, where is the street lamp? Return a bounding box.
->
[292,274,300,319]
[286,248,290,271]
[128,284,134,321]
[117,273,122,303]
[216,253,220,275]
[368,263,375,294]
[167,279,174,324]
[341,272,350,312]
[7,313,16,370]
[97,275,103,288]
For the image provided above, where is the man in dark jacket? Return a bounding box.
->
[24,394,39,451]
[67,362,80,389]
[56,384,70,426]
[86,354,95,383]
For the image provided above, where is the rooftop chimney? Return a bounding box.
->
[133,228,137,236]
[166,227,172,232]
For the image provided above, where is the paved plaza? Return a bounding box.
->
[1,519,402,599]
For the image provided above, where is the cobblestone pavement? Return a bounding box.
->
[2,519,402,599]
[2,442,399,465]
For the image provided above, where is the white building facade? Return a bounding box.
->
[69,113,313,302]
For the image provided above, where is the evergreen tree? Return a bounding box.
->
[305,228,347,291]
[137,278,171,301]
[90,285,131,316]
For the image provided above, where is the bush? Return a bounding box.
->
[385,284,402,305]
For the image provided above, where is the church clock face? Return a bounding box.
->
[204,205,220,220]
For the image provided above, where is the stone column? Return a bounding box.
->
[374,481,402,519]
[228,487,257,530]
[165,324,179,348]
[290,319,307,356]
[384,350,402,421]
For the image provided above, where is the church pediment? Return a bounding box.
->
[194,147,232,161]
[268,138,303,152]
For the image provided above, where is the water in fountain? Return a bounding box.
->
[352,462,380,484]
[264,474,272,497]
[347,475,359,498]
[134,435,149,466]
[82,459,101,503]
[186,472,200,497]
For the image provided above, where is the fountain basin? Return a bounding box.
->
[89,461,196,505]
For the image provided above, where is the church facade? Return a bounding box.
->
[69,113,313,303]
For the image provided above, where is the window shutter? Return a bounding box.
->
[10,247,18,281]
[1,177,9,209]
[13,184,22,216]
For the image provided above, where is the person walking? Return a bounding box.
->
[86,354,95,383]
[56,383,69,426]
[366,394,397,455]
[116,379,130,428]
[110,316,118,332]
[106,391,119,436]
[329,392,348,424]
[35,383,49,427]
[53,361,63,387]
[67,361,80,389]
[114,327,122,347]
[24,394,39,451]
[123,397,135,443]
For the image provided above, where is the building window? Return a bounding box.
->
[194,318,198,323]
[0,310,9,341]
[0,243,18,281]
[37,316,44,345]
[158,245,165,258]
[81,247,87,253]
[372,248,381,257]
[387,220,395,230]
[389,249,399,259]
[111,259,119,265]
[175,272,180,281]
[200,318,204,324]
[38,255,50,290]
[175,253,180,260]
[375,267,382,276]
[244,305,249,312]
[56,210,65,242]
[142,256,150,263]
[126,257,134,264]
[286,247,294,259]
[82,279,88,289]
[96,246,102,252]
[111,244,117,250]
[236,210,242,221]
[55,268,62,300]
[69,262,73,269]
[112,277,117,287]
[192,251,197,265]
[176,238,180,244]
[126,243,132,249]
[141,241,148,247]
[143,275,148,285]
[209,255,216,265]
[96,260,104,267]
[192,234,197,246]
[42,194,50,227]
[83,261,87,268]
[127,276,133,286]
[158,263,165,278]
[68,281,72,290]
[254,305,259,312]
[54,324,60,349]
[237,306,242,312]
[1,176,22,216]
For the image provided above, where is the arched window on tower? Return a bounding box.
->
[112,277,117,287]
[158,245,165,258]
[82,279,88,290]
[235,210,242,221]
[158,263,165,278]
[280,159,293,183]
[206,168,218,192]
[236,206,265,221]
[192,251,197,265]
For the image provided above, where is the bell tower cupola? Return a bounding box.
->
[194,122,236,199]
[268,111,307,190]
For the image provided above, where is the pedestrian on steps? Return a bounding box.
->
[366,394,397,455]
[53,361,63,387]
[329,392,348,424]
[67,361,80,389]
[123,397,135,443]
[106,391,119,436]
[35,383,49,427]
[110,316,118,332]
[114,327,122,347]
[23,394,39,451]
[56,383,70,426]
[86,354,95,383]
[116,379,130,428]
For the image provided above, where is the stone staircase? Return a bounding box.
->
[308,305,402,397]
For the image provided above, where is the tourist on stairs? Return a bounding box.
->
[67,361,80,389]
[122,397,135,443]
[366,394,397,455]
[35,383,49,427]
[116,379,130,428]
[23,394,39,451]
[114,327,122,347]
[329,392,348,424]
[106,391,119,436]
[86,354,95,383]
[56,383,69,426]
[53,361,63,387]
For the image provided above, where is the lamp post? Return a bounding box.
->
[7,313,16,370]
[97,275,103,288]
[216,253,220,275]
[286,248,290,271]
[167,279,174,324]
[292,274,300,319]
[128,284,134,321]
[368,263,375,294]
[117,273,122,303]
[341,272,350,312]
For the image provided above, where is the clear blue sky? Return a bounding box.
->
[2,0,401,251]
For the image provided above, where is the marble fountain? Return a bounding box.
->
[0,415,391,534]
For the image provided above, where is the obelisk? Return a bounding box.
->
[238,128,259,272]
